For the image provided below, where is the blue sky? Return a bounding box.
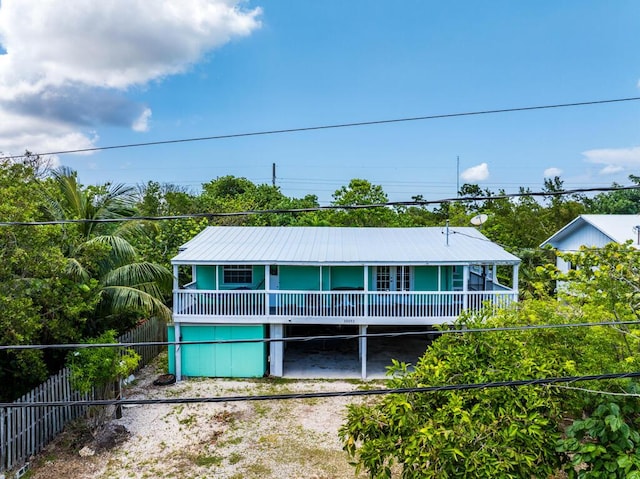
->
[1,1,639,204]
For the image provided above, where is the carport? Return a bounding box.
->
[281,325,434,379]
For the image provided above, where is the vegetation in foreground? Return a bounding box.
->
[341,243,640,478]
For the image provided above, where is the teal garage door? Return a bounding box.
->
[168,324,266,377]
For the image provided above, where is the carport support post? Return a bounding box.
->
[175,322,182,381]
[270,324,284,377]
[359,325,367,380]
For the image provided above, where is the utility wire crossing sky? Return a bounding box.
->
[1,1,640,203]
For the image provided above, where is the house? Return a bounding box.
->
[169,226,521,380]
[540,214,640,273]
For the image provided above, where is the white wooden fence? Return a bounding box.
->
[1,368,92,473]
[1,317,167,474]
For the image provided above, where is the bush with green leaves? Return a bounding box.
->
[340,307,577,478]
[340,297,640,478]
[67,330,140,395]
[558,401,640,478]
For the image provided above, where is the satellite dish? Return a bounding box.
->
[470,214,488,226]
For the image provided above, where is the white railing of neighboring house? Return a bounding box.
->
[173,290,517,318]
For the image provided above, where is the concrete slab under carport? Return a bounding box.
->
[282,325,435,379]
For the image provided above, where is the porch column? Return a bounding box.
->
[462,266,469,310]
[172,265,179,290]
[269,324,284,376]
[363,266,369,318]
[172,264,179,312]
[512,264,520,301]
[265,265,270,317]
[174,322,182,381]
[359,325,367,380]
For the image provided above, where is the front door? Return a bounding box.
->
[375,266,412,291]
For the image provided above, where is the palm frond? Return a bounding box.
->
[101,262,173,292]
[101,285,172,321]
[52,167,89,218]
[64,257,90,282]
[86,235,138,268]
[95,183,137,219]
[115,220,159,243]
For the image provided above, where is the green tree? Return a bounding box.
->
[45,168,173,334]
[586,176,640,214]
[541,176,586,234]
[0,157,99,400]
[329,178,398,226]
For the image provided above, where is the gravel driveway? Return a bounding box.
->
[27,360,375,479]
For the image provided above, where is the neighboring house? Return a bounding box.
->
[169,226,520,380]
[541,215,640,273]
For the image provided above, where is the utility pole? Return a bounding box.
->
[456,156,460,195]
[272,163,276,187]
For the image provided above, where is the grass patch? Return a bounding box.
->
[253,403,271,417]
[219,435,243,447]
[178,414,197,427]
[242,462,272,477]
[193,453,223,467]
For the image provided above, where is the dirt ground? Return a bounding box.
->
[25,358,377,479]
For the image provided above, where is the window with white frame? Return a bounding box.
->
[376,266,412,291]
[223,265,253,284]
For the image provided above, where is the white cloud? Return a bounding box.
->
[132,108,152,132]
[543,167,563,178]
[581,146,640,175]
[460,162,489,182]
[0,0,261,156]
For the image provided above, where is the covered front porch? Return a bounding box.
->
[173,288,517,324]
[172,263,519,324]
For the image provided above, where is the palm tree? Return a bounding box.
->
[44,168,172,333]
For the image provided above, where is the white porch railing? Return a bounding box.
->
[173,290,517,319]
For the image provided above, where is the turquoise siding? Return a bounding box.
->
[168,324,266,377]
[195,264,456,292]
[280,266,320,290]
[330,266,364,289]
[414,266,439,291]
[196,266,216,289]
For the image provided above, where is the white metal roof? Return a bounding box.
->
[172,226,520,266]
[540,214,640,248]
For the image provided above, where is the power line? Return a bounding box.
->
[4,97,640,160]
[2,371,639,409]
[2,319,638,351]
[1,184,638,227]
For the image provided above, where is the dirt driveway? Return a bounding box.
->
[27,360,376,479]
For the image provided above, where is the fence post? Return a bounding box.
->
[1,407,5,472]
